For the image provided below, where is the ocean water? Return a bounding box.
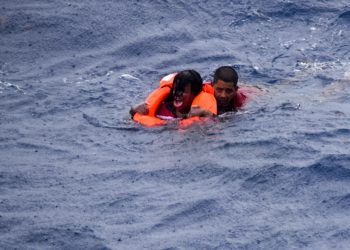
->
[1,0,350,249]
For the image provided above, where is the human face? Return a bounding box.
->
[213,79,237,108]
[173,83,194,112]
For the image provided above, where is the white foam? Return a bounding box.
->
[120,74,140,81]
[106,70,114,77]
[344,70,350,80]
[0,80,24,93]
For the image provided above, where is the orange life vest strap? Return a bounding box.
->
[145,86,171,117]
[192,91,217,115]
[202,83,214,94]
[159,72,177,88]
[133,113,166,127]
[179,116,207,127]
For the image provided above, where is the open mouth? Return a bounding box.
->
[173,96,183,108]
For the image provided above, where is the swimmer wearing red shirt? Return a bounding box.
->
[210,66,248,114]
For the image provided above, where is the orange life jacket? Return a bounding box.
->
[133,73,217,127]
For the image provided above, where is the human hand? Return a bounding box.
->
[129,103,149,117]
[188,105,214,118]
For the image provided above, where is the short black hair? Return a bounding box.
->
[173,70,203,96]
[213,66,238,87]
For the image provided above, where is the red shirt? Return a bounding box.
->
[155,102,176,120]
[234,87,248,108]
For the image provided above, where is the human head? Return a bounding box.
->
[172,70,202,112]
[213,66,238,109]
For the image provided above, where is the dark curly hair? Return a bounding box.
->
[172,69,203,96]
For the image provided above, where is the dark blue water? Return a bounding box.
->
[1,0,350,249]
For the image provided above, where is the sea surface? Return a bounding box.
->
[1,0,350,249]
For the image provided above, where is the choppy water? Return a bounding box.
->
[1,0,350,249]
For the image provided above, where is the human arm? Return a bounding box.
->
[129,102,149,117]
[187,105,215,118]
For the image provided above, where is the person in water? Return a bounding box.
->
[211,65,247,114]
[130,69,214,120]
